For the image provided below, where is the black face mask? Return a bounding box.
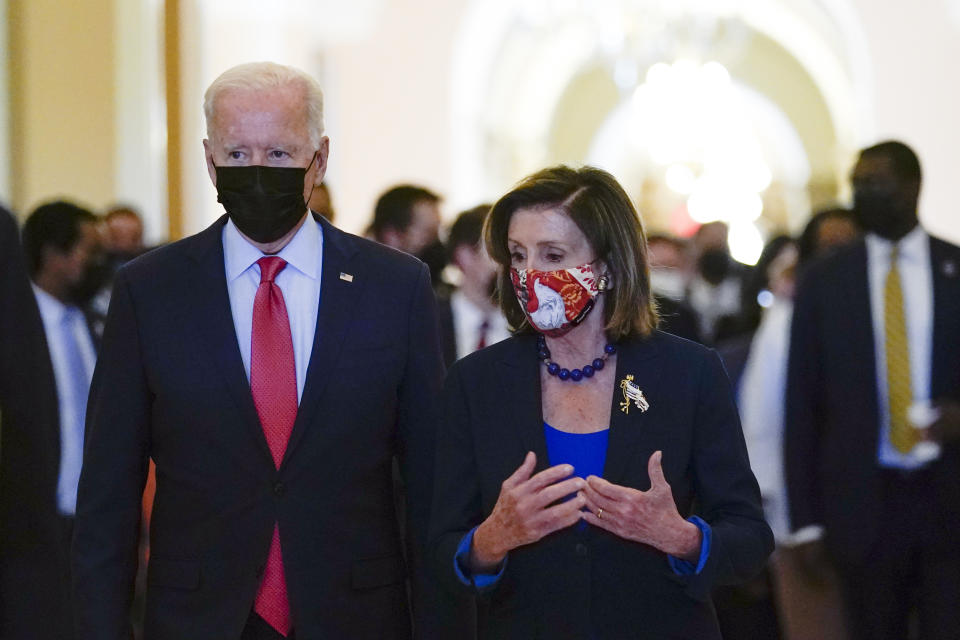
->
[697,248,731,285]
[417,239,448,286]
[215,160,312,243]
[67,253,111,307]
[853,186,918,241]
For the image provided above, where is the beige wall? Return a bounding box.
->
[3,0,957,242]
[850,0,960,242]
[8,0,116,216]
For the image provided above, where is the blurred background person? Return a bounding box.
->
[8,200,103,638]
[103,204,146,258]
[786,140,960,640]
[646,233,702,343]
[88,205,149,338]
[686,221,751,345]
[23,201,101,525]
[308,181,336,224]
[710,235,796,640]
[436,204,510,367]
[368,184,447,288]
[0,206,70,639]
[797,207,860,267]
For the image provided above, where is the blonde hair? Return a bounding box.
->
[203,62,325,147]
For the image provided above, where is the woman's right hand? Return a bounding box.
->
[469,451,586,572]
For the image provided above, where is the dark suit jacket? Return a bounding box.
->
[72,215,444,639]
[430,331,773,640]
[0,209,72,639]
[435,292,457,369]
[785,234,960,566]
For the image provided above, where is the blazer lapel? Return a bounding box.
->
[280,216,361,469]
[495,335,550,474]
[841,242,880,426]
[929,236,960,397]
[183,216,274,467]
[602,335,663,486]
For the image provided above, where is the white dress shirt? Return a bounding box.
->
[32,285,97,516]
[739,298,792,542]
[450,290,510,360]
[223,215,323,403]
[865,226,934,469]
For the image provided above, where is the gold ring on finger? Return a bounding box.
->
[597,508,604,519]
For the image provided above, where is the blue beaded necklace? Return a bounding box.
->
[537,334,616,382]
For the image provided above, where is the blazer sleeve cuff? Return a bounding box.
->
[454,526,507,590]
[667,516,712,576]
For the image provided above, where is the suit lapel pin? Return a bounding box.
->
[942,260,957,278]
[619,374,650,414]
[339,272,354,282]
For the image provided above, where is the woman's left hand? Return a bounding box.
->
[581,451,702,561]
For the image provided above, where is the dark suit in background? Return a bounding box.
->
[73,215,444,638]
[436,291,458,369]
[786,235,960,639]
[0,208,70,639]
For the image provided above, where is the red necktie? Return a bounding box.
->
[251,256,297,636]
[476,317,490,351]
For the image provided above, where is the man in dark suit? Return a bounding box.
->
[785,141,960,640]
[72,62,444,639]
[0,207,71,639]
[436,205,509,368]
[367,185,447,289]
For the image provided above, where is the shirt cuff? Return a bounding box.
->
[454,526,507,588]
[667,516,712,576]
[781,524,825,548]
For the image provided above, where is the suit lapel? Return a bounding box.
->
[495,335,550,473]
[843,241,879,390]
[929,236,960,397]
[602,335,663,485]
[183,216,274,467]
[279,217,361,469]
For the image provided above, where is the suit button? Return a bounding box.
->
[273,482,286,497]
[575,543,588,557]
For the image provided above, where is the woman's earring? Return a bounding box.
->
[598,275,610,292]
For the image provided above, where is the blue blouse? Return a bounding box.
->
[454,423,712,588]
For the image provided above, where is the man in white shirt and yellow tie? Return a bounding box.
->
[785,141,960,640]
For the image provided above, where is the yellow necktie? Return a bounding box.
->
[885,245,918,453]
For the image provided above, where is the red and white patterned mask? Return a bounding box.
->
[510,262,606,337]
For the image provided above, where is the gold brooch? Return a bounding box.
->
[619,375,650,414]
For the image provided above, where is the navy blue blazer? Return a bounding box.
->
[429,331,772,640]
[785,234,960,566]
[72,214,444,639]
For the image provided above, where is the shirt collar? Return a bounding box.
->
[223,213,323,282]
[32,283,70,320]
[866,224,927,263]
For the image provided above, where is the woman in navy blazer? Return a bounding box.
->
[429,166,773,639]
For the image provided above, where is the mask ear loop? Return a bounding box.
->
[304,150,321,210]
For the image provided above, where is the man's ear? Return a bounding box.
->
[312,137,330,186]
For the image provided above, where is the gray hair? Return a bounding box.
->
[203,61,325,148]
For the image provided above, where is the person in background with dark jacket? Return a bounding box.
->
[368,184,447,289]
[0,205,79,639]
[436,205,510,367]
[786,141,960,640]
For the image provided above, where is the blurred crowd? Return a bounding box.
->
[2,138,958,640]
